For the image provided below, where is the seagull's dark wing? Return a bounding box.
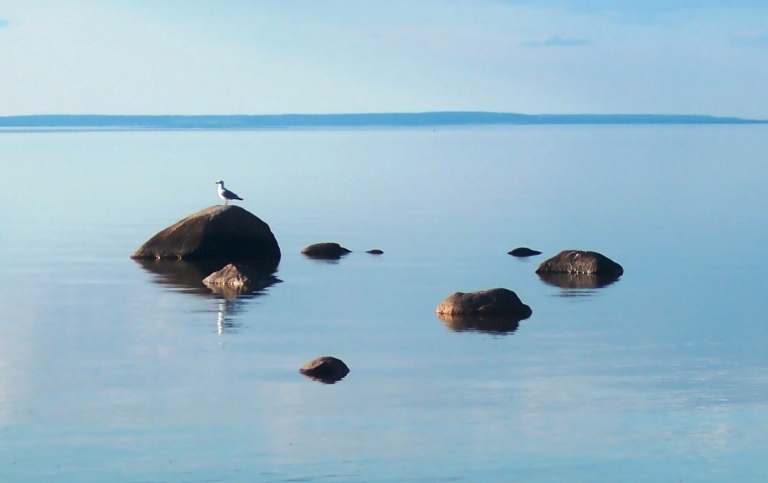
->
[222,188,243,200]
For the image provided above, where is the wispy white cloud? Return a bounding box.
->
[502,0,764,17]
[521,34,589,47]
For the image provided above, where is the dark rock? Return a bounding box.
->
[437,314,520,334]
[299,356,350,384]
[131,205,281,269]
[366,249,384,255]
[508,247,542,257]
[535,250,623,276]
[301,242,351,259]
[435,288,532,320]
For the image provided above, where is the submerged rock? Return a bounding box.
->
[366,249,384,255]
[299,356,350,384]
[301,242,351,259]
[535,250,623,276]
[203,263,270,287]
[508,247,542,257]
[131,205,281,269]
[435,288,532,320]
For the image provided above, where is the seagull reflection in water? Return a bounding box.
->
[215,298,242,334]
[207,283,254,334]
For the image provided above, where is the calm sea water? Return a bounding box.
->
[1,126,767,482]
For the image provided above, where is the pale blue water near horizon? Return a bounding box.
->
[1,125,768,482]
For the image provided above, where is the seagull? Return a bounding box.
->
[215,180,243,205]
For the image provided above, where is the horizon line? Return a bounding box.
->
[0,111,766,128]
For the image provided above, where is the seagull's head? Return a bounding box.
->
[215,180,224,186]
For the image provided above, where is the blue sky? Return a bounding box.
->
[0,0,767,117]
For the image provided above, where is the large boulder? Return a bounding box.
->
[535,250,623,276]
[131,205,281,269]
[435,288,532,320]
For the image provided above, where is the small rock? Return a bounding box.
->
[366,249,384,255]
[508,247,542,257]
[202,263,263,286]
[301,242,351,259]
[436,288,532,320]
[535,250,623,276]
[299,356,350,384]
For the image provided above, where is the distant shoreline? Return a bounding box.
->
[0,112,765,130]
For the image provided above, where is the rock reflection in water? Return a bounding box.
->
[134,259,281,332]
[135,259,223,295]
[537,272,621,297]
[304,256,345,265]
[437,314,521,335]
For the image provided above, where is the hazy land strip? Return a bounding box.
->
[1,112,765,131]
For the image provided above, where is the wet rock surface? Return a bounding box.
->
[299,356,350,384]
[301,242,351,260]
[203,263,270,287]
[435,288,532,320]
[535,250,623,276]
